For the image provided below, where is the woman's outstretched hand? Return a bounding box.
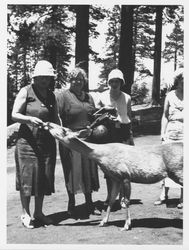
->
[29,117,44,127]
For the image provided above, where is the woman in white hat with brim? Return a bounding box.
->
[12,60,60,228]
[96,68,134,207]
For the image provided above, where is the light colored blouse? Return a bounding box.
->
[97,90,131,124]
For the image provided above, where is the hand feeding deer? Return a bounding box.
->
[45,122,183,231]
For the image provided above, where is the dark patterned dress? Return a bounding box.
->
[15,84,56,196]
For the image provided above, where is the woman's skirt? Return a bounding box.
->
[59,143,99,194]
[15,137,56,196]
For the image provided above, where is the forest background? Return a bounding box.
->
[7,4,184,125]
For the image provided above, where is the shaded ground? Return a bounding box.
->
[7,135,183,245]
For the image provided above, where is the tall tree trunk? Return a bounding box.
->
[75,5,89,91]
[118,5,134,95]
[48,44,57,70]
[15,54,18,91]
[22,50,27,87]
[174,34,178,71]
[46,44,57,91]
[151,6,163,105]
[174,49,177,71]
[131,8,138,88]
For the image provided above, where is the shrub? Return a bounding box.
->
[131,82,149,105]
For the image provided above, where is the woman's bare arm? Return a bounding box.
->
[11,87,43,126]
[161,96,169,141]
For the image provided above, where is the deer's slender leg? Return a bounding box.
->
[121,178,131,231]
[99,180,120,227]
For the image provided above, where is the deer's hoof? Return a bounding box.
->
[120,224,131,231]
[99,220,108,227]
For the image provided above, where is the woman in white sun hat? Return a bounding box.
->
[97,68,134,208]
[97,69,134,144]
[154,68,183,209]
[12,60,60,228]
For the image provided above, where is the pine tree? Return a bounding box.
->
[68,5,106,90]
[152,5,164,105]
[133,5,155,74]
[119,5,135,94]
[98,5,121,83]
[99,5,155,87]
[7,5,73,89]
[163,20,183,70]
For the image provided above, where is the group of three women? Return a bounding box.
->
[12,60,134,229]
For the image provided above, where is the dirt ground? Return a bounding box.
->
[7,135,183,245]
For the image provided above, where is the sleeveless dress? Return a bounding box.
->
[164,90,183,188]
[56,89,99,194]
[15,84,56,196]
[165,90,183,142]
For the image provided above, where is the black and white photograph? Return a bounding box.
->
[1,0,189,248]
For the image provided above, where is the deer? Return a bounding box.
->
[44,122,183,231]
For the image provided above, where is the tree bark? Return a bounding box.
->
[118,5,134,95]
[151,6,163,105]
[75,5,89,91]
[174,49,177,71]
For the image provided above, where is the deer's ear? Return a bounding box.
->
[77,128,92,139]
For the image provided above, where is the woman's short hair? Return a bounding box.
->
[171,68,183,90]
[68,67,88,90]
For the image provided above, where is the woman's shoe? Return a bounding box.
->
[103,199,109,207]
[154,198,166,206]
[120,197,127,209]
[92,207,102,216]
[154,195,168,206]
[177,203,183,209]
[86,203,101,216]
[67,203,76,217]
[67,207,76,218]
[67,195,76,217]
[21,214,34,229]
[33,213,53,226]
